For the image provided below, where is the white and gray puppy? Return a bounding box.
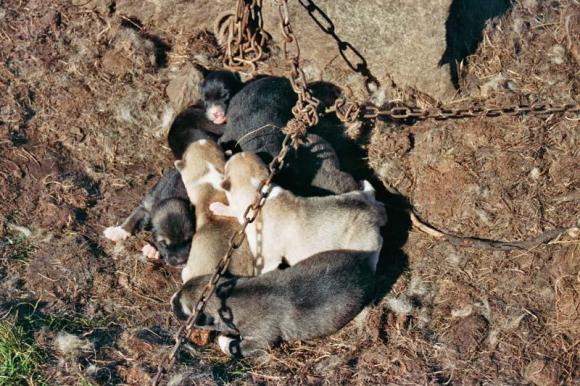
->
[172,249,377,357]
[103,168,194,266]
[210,152,387,274]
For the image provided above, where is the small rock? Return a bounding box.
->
[166,65,203,112]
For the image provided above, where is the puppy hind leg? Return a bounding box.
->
[120,205,149,232]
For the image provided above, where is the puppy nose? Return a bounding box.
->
[213,111,224,118]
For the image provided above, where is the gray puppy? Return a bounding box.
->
[172,249,376,357]
[103,168,195,266]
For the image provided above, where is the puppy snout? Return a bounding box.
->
[165,254,188,267]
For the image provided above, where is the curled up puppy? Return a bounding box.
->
[210,152,387,274]
[172,249,377,357]
[175,139,253,282]
[218,75,358,196]
[103,168,194,266]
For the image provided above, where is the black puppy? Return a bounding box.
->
[168,71,243,159]
[218,76,358,196]
[200,71,243,125]
[103,168,195,266]
[168,107,224,159]
[172,249,376,357]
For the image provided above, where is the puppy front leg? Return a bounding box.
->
[103,206,149,241]
[209,202,238,219]
[217,335,269,357]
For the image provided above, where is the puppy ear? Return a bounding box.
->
[221,178,231,191]
[209,202,236,218]
[174,160,185,171]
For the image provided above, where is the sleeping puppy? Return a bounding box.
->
[200,71,243,125]
[218,76,357,196]
[172,249,377,357]
[175,139,253,282]
[210,152,387,274]
[103,168,195,266]
[168,71,243,159]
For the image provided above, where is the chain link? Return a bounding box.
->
[153,1,317,384]
[152,138,295,385]
[331,98,580,124]
[274,0,320,127]
[220,0,270,73]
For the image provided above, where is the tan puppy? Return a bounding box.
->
[210,152,387,274]
[175,140,253,282]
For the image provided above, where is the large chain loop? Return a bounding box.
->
[220,0,270,74]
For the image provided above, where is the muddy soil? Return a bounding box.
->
[0,0,578,385]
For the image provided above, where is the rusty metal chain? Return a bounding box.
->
[274,0,320,128]
[153,1,315,384]
[152,140,294,385]
[297,0,380,93]
[332,98,580,124]
[220,0,270,73]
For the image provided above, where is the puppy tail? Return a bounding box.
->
[361,180,388,227]
[361,180,376,199]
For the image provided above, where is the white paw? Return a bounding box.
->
[209,202,233,217]
[181,265,192,283]
[141,243,160,260]
[217,335,234,355]
[103,226,130,241]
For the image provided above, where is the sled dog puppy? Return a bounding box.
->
[175,140,253,282]
[172,249,377,357]
[103,168,194,266]
[210,152,387,274]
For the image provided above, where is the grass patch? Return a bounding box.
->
[0,321,46,386]
[42,312,114,334]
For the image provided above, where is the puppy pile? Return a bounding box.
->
[104,72,387,357]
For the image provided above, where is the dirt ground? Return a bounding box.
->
[1,0,578,385]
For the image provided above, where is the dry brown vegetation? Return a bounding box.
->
[0,0,578,385]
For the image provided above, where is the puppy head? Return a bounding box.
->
[171,277,216,325]
[151,198,195,266]
[175,140,226,196]
[221,153,269,207]
[200,71,243,124]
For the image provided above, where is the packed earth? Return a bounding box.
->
[1,0,578,385]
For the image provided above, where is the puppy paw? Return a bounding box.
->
[103,226,130,241]
[209,202,235,217]
[217,335,235,355]
[141,243,160,260]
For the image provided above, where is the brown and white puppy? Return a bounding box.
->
[210,152,387,274]
[175,140,253,282]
